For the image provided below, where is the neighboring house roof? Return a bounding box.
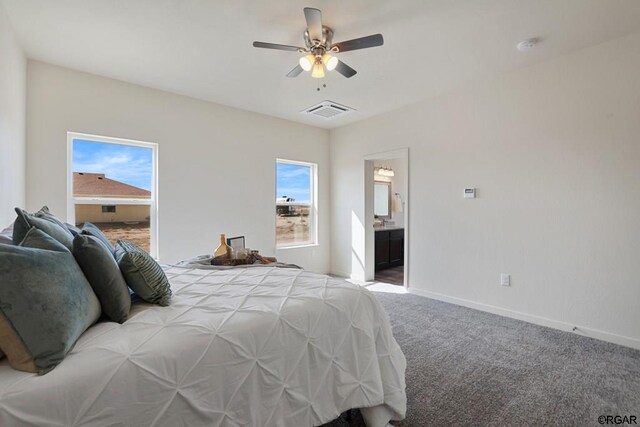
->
[73,172,151,198]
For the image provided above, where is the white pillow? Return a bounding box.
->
[0,223,13,245]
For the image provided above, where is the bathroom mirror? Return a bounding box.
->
[374,181,391,218]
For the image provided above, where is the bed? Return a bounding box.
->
[0,265,406,426]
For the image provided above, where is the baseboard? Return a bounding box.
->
[409,288,640,351]
[329,269,365,282]
[329,269,349,279]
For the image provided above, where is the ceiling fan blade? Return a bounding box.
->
[253,41,303,52]
[303,7,323,41]
[334,60,357,78]
[332,34,384,52]
[286,64,304,78]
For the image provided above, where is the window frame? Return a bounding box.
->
[67,132,159,258]
[275,158,318,249]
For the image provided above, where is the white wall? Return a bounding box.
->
[26,61,330,271]
[330,32,640,348]
[0,2,25,227]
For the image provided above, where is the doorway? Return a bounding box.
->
[364,149,408,288]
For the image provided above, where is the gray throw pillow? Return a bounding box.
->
[115,240,172,306]
[65,222,82,236]
[73,234,131,323]
[34,206,71,232]
[81,222,115,256]
[0,228,101,374]
[12,207,74,250]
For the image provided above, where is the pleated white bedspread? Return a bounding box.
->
[0,266,406,427]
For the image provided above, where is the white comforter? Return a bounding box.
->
[0,266,406,427]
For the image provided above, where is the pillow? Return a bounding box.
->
[12,207,74,250]
[0,225,10,357]
[73,234,131,323]
[34,206,71,232]
[65,222,82,236]
[115,240,171,306]
[0,228,101,374]
[0,224,12,245]
[81,222,115,256]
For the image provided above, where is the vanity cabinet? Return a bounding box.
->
[375,228,404,271]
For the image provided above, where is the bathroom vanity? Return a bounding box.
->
[374,226,404,271]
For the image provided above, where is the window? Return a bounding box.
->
[276,159,317,247]
[67,132,158,257]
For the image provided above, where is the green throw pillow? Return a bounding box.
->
[115,240,171,306]
[12,206,74,250]
[0,228,101,374]
[73,234,131,323]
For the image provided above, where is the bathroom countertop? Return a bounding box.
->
[374,225,404,231]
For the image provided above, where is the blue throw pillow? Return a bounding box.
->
[0,228,101,374]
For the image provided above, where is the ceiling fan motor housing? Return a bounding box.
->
[304,26,334,53]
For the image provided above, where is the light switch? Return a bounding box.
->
[500,274,510,287]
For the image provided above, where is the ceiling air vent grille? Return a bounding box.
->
[302,101,355,119]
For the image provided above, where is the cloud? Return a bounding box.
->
[73,140,153,190]
[277,167,309,180]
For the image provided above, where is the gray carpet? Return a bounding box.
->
[323,291,640,426]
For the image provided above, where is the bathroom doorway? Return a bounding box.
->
[364,149,408,287]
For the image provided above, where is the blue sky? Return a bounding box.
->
[73,139,153,191]
[276,163,311,203]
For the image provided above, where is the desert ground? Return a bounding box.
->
[80,210,306,253]
[79,222,150,253]
[276,206,310,245]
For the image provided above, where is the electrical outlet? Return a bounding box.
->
[500,274,510,287]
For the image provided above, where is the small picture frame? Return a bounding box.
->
[226,236,246,251]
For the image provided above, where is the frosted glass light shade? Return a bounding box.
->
[322,54,338,71]
[299,54,315,71]
[311,62,325,78]
[375,167,395,177]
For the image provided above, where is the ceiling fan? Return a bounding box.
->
[253,7,384,79]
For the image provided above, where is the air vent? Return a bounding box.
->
[302,101,355,119]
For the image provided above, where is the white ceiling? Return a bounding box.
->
[4,0,640,129]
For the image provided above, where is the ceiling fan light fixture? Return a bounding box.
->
[322,54,338,71]
[253,7,384,80]
[311,61,325,78]
[299,54,315,71]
